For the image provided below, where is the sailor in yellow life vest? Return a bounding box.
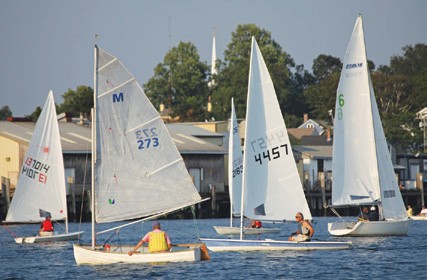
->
[128,221,172,255]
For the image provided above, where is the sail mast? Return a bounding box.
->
[229,98,234,228]
[91,45,98,249]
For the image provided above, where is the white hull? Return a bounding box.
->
[410,216,427,221]
[328,219,411,236]
[213,226,280,235]
[15,231,84,244]
[73,244,201,265]
[200,238,352,252]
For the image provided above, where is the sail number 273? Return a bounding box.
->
[135,127,159,149]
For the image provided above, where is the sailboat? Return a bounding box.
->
[328,15,411,236]
[213,98,280,235]
[73,46,208,265]
[4,91,84,244]
[200,37,351,251]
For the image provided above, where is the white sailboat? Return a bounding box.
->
[328,15,411,236]
[201,37,351,251]
[213,98,280,235]
[73,46,208,265]
[4,91,84,244]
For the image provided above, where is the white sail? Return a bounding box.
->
[5,91,67,223]
[331,15,406,219]
[94,47,202,223]
[229,98,243,218]
[241,37,311,222]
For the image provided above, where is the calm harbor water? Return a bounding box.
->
[1,217,427,279]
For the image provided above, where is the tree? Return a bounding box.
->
[26,106,42,122]
[144,42,210,121]
[0,106,12,120]
[312,55,342,81]
[58,86,93,118]
[211,24,296,120]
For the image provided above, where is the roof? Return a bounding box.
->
[293,145,333,160]
[300,135,333,146]
[0,121,91,153]
[0,121,226,155]
[287,128,317,140]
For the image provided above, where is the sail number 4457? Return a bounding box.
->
[254,144,289,165]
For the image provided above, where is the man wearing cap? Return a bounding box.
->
[368,206,379,221]
[128,221,172,255]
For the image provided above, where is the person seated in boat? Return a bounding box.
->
[39,216,54,236]
[248,220,262,229]
[407,205,413,217]
[417,206,427,216]
[358,206,370,221]
[368,206,379,221]
[288,212,314,242]
[128,221,172,255]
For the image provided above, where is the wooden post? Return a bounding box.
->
[210,184,216,218]
[1,177,11,209]
[68,176,76,221]
[320,172,327,216]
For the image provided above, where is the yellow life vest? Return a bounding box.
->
[148,231,169,253]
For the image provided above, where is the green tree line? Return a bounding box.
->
[2,24,425,153]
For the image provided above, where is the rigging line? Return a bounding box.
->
[191,205,201,240]
[78,132,91,239]
[98,77,135,98]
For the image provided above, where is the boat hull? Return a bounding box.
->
[199,238,352,252]
[15,231,84,244]
[410,216,427,221]
[328,219,411,236]
[73,244,202,265]
[213,226,280,235]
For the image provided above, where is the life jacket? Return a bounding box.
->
[300,223,310,236]
[42,219,53,231]
[148,231,169,253]
[254,220,262,228]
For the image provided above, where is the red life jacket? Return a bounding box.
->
[42,219,53,231]
[255,220,262,228]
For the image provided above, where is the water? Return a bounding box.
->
[1,217,427,279]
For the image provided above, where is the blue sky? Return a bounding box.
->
[1,0,426,116]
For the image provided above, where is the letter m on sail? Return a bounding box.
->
[113,92,124,103]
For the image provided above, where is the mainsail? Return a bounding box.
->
[5,91,67,223]
[94,47,202,223]
[241,37,311,222]
[331,15,406,219]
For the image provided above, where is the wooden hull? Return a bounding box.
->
[328,218,411,236]
[15,231,84,244]
[213,226,280,235]
[199,238,352,252]
[73,244,202,265]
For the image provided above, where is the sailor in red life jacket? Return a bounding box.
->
[128,221,172,255]
[39,216,54,236]
[248,220,262,229]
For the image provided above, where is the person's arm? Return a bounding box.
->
[128,233,149,256]
[165,232,172,250]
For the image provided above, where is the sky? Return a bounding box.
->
[1,0,426,117]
